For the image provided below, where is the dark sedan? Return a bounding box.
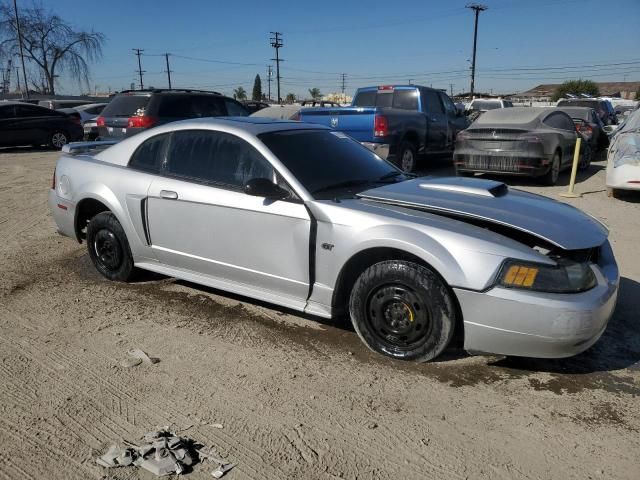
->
[0,102,83,149]
[454,107,580,185]
[555,105,608,151]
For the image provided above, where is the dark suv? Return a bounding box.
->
[97,89,248,140]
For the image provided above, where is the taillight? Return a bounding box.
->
[374,115,388,137]
[127,115,158,129]
[378,85,394,91]
[96,116,105,127]
[575,123,593,137]
[52,168,56,190]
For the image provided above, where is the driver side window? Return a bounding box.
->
[164,130,275,189]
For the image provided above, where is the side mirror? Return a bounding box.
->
[244,178,289,200]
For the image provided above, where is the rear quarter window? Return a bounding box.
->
[128,133,169,173]
[352,90,377,107]
[392,90,419,110]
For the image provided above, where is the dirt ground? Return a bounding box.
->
[0,148,638,480]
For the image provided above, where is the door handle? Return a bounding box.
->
[160,190,178,200]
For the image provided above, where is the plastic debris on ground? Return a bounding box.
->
[96,428,235,477]
[121,348,160,368]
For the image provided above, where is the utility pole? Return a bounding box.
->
[466,3,487,99]
[13,0,29,99]
[164,53,172,89]
[270,32,283,104]
[450,83,454,97]
[15,67,20,92]
[340,73,346,95]
[132,48,145,90]
[408,79,413,85]
[266,65,273,101]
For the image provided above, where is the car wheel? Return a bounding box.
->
[86,212,135,281]
[607,187,618,199]
[579,144,592,170]
[49,131,68,150]
[398,141,417,173]
[541,151,561,186]
[349,260,456,362]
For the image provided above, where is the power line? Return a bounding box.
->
[132,48,145,90]
[270,32,283,104]
[466,3,488,98]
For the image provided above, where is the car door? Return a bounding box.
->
[146,129,311,303]
[420,89,447,152]
[0,105,17,146]
[438,92,464,150]
[543,112,578,167]
[13,104,58,145]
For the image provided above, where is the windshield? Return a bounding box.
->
[102,94,150,117]
[258,129,405,199]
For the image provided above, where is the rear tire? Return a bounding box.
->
[579,144,592,170]
[607,187,618,198]
[49,131,68,150]
[86,212,135,282]
[397,141,417,173]
[349,260,456,362]
[541,151,561,186]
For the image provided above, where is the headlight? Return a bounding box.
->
[497,258,596,293]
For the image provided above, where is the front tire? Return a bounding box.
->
[86,212,135,281]
[349,260,456,362]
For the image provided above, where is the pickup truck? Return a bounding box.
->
[299,85,469,172]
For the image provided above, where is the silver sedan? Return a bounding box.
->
[48,117,619,362]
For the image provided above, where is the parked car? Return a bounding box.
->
[468,98,513,112]
[556,98,616,125]
[0,101,83,149]
[58,103,108,141]
[614,104,637,124]
[299,85,469,172]
[606,107,640,198]
[555,105,608,152]
[250,105,302,120]
[454,107,582,185]
[49,117,618,362]
[38,99,95,110]
[242,100,270,114]
[96,89,248,140]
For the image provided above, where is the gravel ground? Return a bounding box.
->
[0,148,638,480]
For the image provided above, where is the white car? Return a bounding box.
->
[606,107,640,197]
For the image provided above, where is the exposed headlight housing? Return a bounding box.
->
[497,258,596,293]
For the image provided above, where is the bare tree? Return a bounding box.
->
[0,3,105,94]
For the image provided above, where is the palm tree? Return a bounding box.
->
[308,88,322,100]
[233,87,247,100]
[285,93,297,104]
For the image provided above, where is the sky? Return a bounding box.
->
[31,0,640,98]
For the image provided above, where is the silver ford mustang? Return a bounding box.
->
[48,117,619,362]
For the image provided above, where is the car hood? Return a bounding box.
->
[357,177,608,250]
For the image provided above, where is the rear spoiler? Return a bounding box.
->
[61,141,118,155]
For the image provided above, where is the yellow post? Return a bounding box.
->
[559,136,582,198]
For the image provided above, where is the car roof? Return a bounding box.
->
[93,116,330,166]
[0,100,42,106]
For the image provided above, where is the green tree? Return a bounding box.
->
[551,79,600,102]
[285,92,296,104]
[233,86,247,100]
[252,74,262,101]
[308,88,322,100]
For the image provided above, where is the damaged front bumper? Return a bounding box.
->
[456,241,619,358]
